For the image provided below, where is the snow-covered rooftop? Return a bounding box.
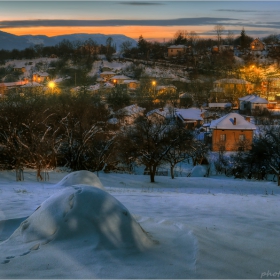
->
[123,80,140,84]
[175,107,205,121]
[239,94,268,104]
[100,71,116,75]
[214,78,251,84]
[210,87,224,93]
[111,75,131,80]
[117,104,145,116]
[249,96,268,104]
[88,84,100,91]
[21,82,42,88]
[208,103,232,108]
[210,113,256,130]
[103,82,115,88]
[0,81,27,87]
[168,45,187,49]
[34,72,49,77]
[179,92,192,98]
[146,107,173,118]
[156,85,177,90]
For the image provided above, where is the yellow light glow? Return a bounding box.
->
[48,81,55,89]
[152,81,156,86]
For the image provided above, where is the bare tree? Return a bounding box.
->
[214,24,225,48]
[226,30,235,45]
[163,126,194,179]
[118,115,173,183]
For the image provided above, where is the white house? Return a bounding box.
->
[175,107,206,129]
[239,94,268,111]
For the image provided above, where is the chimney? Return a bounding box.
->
[233,117,236,125]
[245,116,251,122]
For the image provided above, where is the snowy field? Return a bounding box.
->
[0,169,280,279]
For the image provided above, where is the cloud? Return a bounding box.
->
[0,17,238,28]
[118,1,163,5]
[215,9,259,13]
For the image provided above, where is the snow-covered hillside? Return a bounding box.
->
[0,170,279,278]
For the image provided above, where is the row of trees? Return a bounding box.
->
[121,27,255,60]
[0,88,279,183]
[0,89,208,182]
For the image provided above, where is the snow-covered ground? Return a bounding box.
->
[0,169,280,279]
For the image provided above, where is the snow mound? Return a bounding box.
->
[55,170,104,190]
[190,165,208,177]
[7,186,152,250]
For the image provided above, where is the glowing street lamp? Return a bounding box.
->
[48,81,55,93]
[152,80,156,96]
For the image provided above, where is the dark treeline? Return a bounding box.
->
[0,89,209,182]
[121,28,280,62]
[0,38,116,64]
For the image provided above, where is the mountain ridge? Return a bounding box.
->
[0,30,137,51]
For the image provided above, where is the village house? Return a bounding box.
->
[207,102,232,111]
[32,72,49,83]
[115,104,145,125]
[250,38,266,51]
[0,81,28,94]
[209,87,225,102]
[100,71,116,81]
[175,107,206,129]
[146,107,174,122]
[156,84,177,95]
[261,77,280,101]
[110,75,131,85]
[239,94,268,112]
[210,112,256,152]
[213,78,253,95]
[167,45,187,58]
[123,80,140,91]
[212,45,234,54]
[13,64,26,73]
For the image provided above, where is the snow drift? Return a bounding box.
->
[190,165,208,177]
[55,170,104,190]
[5,186,152,251]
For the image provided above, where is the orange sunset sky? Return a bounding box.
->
[1,1,280,41]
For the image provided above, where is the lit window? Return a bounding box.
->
[220,134,226,141]
[239,134,245,141]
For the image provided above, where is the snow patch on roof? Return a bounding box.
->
[214,78,251,84]
[175,107,205,121]
[210,113,256,130]
[117,104,145,116]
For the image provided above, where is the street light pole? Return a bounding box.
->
[152,80,156,97]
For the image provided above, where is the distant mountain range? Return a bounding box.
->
[0,30,137,51]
